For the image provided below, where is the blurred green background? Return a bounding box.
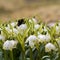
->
[0,0,60,22]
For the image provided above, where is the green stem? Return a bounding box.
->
[4,50,7,60]
[22,51,26,60]
[10,50,14,60]
[38,48,41,60]
[30,47,33,60]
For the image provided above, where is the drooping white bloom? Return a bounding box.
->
[56,26,60,34]
[38,33,51,43]
[17,24,27,31]
[45,43,56,52]
[8,22,17,28]
[29,18,37,24]
[48,22,55,28]
[0,35,5,41]
[32,18,37,24]
[34,24,40,30]
[13,28,19,34]
[5,27,12,33]
[25,35,38,48]
[11,22,17,27]
[3,40,18,50]
[17,24,27,35]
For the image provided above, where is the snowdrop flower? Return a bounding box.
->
[32,18,37,24]
[13,28,19,34]
[11,22,17,27]
[17,24,27,35]
[17,24,27,31]
[56,26,60,34]
[38,33,51,43]
[29,18,37,24]
[8,22,17,28]
[34,24,40,30]
[25,35,38,48]
[0,35,5,41]
[45,43,56,52]
[5,27,12,33]
[48,22,55,28]
[3,40,18,50]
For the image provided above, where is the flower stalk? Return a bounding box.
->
[10,50,14,60]
[30,47,33,60]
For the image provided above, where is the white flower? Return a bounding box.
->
[8,22,17,28]
[25,35,38,48]
[34,24,40,30]
[32,18,37,24]
[56,26,60,34]
[5,27,12,33]
[17,24,27,35]
[3,40,18,50]
[0,35,5,41]
[11,22,17,27]
[38,33,51,43]
[17,24,27,31]
[13,28,19,34]
[48,22,55,28]
[45,43,56,52]
[29,18,37,24]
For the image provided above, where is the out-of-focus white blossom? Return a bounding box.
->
[17,24,27,31]
[32,18,37,24]
[45,43,56,52]
[5,27,12,33]
[29,18,37,24]
[8,22,17,28]
[25,35,38,48]
[17,24,27,35]
[56,26,60,34]
[48,22,55,28]
[13,28,19,34]
[34,24,40,30]
[0,35,5,41]
[3,40,18,50]
[38,33,51,43]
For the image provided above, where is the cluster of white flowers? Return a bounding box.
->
[45,43,56,52]
[3,40,18,50]
[0,18,60,54]
[25,35,38,48]
[38,33,51,43]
